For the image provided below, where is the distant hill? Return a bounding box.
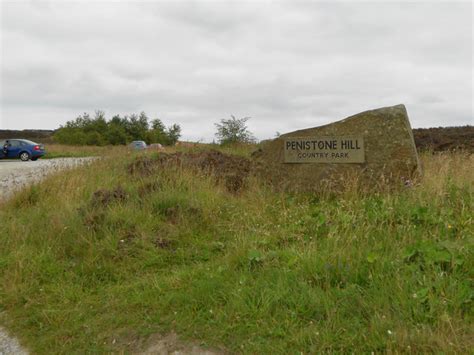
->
[413,126,473,153]
[0,126,472,152]
[0,129,55,143]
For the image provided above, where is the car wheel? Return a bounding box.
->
[20,152,31,161]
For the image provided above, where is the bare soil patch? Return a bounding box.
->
[91,186,128,207]
[117,332,224,355]
[128,150,253,193]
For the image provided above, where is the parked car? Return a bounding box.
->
[148,143,164,151]
[0,139,46,161]
[129,140,147,150]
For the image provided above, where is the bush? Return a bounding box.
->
[215,115,256,145]
[54,110,181,146]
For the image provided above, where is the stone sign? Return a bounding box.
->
[284,136,365,163]
[252,104,420,191]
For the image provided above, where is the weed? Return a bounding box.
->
[12,185,41,207]
[137,181,162,198]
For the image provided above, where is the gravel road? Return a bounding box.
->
[0,157,95,201]
[0,327,27,355]
[0,157,95,354]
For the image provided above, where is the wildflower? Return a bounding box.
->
[387,330,393,335]
[403,179,414,187]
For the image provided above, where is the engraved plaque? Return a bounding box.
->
[284,136,365,163]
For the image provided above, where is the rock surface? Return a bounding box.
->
[253,104,420,191]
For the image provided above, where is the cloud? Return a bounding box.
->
[1,0,472,141]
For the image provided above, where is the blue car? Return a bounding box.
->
[0,139,46,161]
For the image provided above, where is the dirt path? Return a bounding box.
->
[0,157,96,354]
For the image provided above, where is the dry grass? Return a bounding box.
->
[419,151,474,194]
[44,144,128,158]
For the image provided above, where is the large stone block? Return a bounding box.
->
[253,104,420,191]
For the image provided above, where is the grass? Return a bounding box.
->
[42,144,126,159]
[180,142,259,157]
[42,142,257,159]
[0,149,472,353]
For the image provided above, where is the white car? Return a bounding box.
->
[148,143,164,150]
[129,141,147,150]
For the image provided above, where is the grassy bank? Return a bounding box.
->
[42,144,126,159]
[42,142,258,159]
[0,150,472,353]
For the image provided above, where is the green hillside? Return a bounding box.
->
[0,148,472,353]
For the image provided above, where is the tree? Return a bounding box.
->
[125,113,149,141]
[151,118,166,132]
[214,115,255,145]
[146,118,168,145]
[166,124,181,145]
[53,111,181,146]
[85,131,106,146]
[106,116,128,145]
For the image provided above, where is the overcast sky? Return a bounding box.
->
[1,0,472,141]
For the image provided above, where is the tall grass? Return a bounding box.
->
[43,144,128,159]
[43,142,257,159]
[0,150,472,353]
